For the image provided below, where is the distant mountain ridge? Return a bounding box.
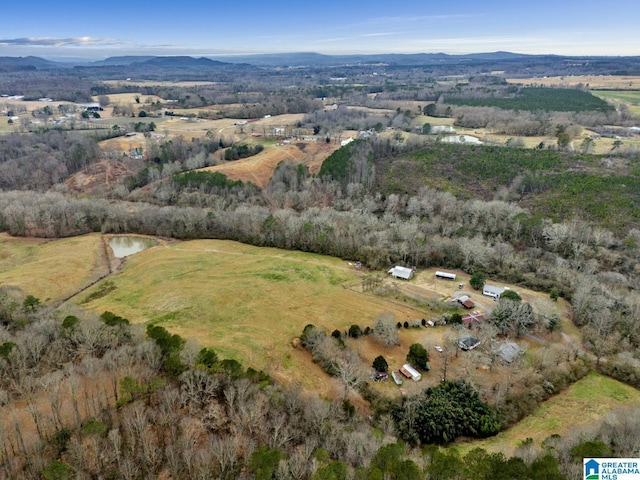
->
[0,56,56,71]
[206,51,547,67]
[1,52,640,75]
[92,56,158,66]
[93,56,231,68]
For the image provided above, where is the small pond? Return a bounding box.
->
[109,236,157,258]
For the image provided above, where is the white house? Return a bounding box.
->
[400,364,422,381]
[388,266,414,280]
[341,137,354,147]
[483,285,506,299]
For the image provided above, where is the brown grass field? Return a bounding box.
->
[0,233,108,302]
[74,239,423,394]
[102,80,217,88]
[201,141,340,187]
[455,371,640,456]
[507,75,640,89]
[100,92,165,107]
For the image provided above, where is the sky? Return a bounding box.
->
[0,0,638,59]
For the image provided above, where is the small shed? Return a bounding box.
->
[495,342,523,364]
[435,271,456,280]
[388,266,414,280]
[462,310,486,326]
[483,285,506,299]
[456,295,475,309]
[458,335,480,351]
[391,371,403,385]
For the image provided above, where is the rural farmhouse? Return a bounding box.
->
[483,285,506,299]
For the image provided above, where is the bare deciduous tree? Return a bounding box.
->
[373,312,400,346]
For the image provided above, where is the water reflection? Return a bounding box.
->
[108,236,156,258]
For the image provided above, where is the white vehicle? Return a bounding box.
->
[434,345,443,353]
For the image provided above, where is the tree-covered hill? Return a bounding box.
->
[445,87,615,113]
[373,143,640,232]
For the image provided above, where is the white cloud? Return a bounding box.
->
[0,36,124,48]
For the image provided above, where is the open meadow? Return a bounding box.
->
[102,80,218,88]
[74,238,423,393]
[507,75,640,89]
[0,233,108,303]
[592,90,640,116]
[201,141,340,187]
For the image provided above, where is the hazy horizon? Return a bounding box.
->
[1,0,638,59]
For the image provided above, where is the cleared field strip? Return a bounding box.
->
[455,371,640,456]
[507,75,640,89]
[592,90,640,116]
[201,142,339,187]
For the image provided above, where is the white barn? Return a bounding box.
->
[388,266,414,280]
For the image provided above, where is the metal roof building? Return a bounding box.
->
[483,285,506,298]
[436,271,456,280]
[400,364,422,381]
[388,266,414,280]
[495,342,523,364]
[458,335,481,351]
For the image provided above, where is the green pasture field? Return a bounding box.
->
[77,239,422,387]
[591,90,640,116]
[0,233,107,302]
[455,371,640,456]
